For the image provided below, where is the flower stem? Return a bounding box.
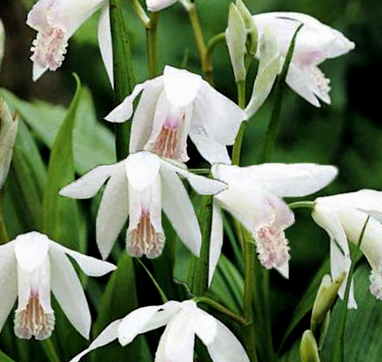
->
[194,296,246,325]
[187,3,213,81]
[0,193,8,244]
[204,32,226,84]
[232,80,247,166]
[129,0,150,27]
[147,12,159,79]
[109,0,136,160]
[289,201,316,210]
[41,339,61,362]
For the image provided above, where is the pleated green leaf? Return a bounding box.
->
[0,349,15,362]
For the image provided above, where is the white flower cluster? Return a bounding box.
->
[1,1,380,362]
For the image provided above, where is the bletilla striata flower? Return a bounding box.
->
[60,151,226,260]
[105,66,246,165]
[69,300,250,362]
[312,190,382,308]
[209,163,338,284]
[0,232,116,340]
[253,12,355,107]
[27,0,113,83]
[0,98,19,189]
[0,19,4,68]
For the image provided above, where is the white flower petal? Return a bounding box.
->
[275,260,289,279]
[96,163,129,259]
[164,310,195,362]
[312,204,350,259]
[118,301,181,346]
[191,308,218,346]
[129,79,165,154]
[68,319,121,362]
[214,163,337,197]
[98,5,113,87]
[206,318,250,362]
[160,165,201,257]
[60,164,117,199]
[104,80,155,123]
[189,129,232,165]
[50,246,91,339]
[49,242,116,277]
[14,232,50,272]
[125,152,161,191]
[209,200,224,286]
[146,0,178,12]
[164,66,202,108]
[193,82,246,145]
[161,161,226,196]
[0,242,17,332]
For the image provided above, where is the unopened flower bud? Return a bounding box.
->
[300,330,320,362]
[311,273,345,326]
[226,3,247,82]
[235,0,258,57]
[0,98,19,188]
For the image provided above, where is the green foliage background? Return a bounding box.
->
[0,0,381,361]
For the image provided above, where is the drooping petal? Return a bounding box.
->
[49,246,91,339]
[161,161,227,196]
[60,164,117,199]
[0,242,17,332]
[49,242,116,277]
[105,78,163,123]
[206,318,250,362]
[146,0,178,12]
[68,319,121,362]
[189,128,232,165]
[213,163,338,197]
[163,309,195,362]
[14,232,50,272]
[98,5,113,87]
[96,163,129,259]
[118,301,181,346]
[193,82,246,145]
[129,79,165,153]
[190,307,218,346]
[160,165,201,257]
[163,66,202,108]
[209,200,224,286]
[312,204,350,259]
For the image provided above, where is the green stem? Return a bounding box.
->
[129,0,150,27]
[187,3,213,80]
[242,229,259,362]
[147,12,159,78]
[0,194,9,244]
[41,339,61,362]
[204,32,226,84]
[194,296,246,325]
[188,168,210,175]
[109,0,136,160]
[232,80,247,166]
[289,201,316,210]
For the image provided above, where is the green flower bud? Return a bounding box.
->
[300,330,321,362]
[226,3,247,82]
[311,273,345,327]
[235,0,258,57]
[0,98,19,188]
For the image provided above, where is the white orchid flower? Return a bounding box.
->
[253,12,355,107]
[27,0,113,84]
[105,66,246,165]
[60,151,226,260]
[209,163,338,284]
[0,231,116,340]
[312,190,382,308]
[69,300,249,362]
